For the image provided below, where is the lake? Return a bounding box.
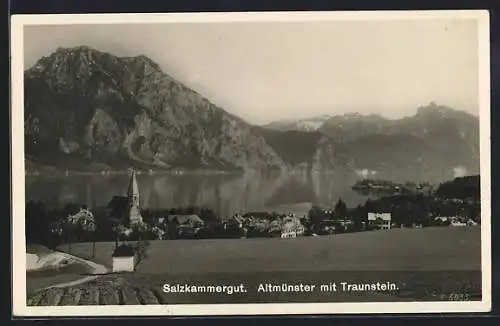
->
[25,171,373,218]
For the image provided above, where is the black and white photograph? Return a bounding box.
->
[11,11,491,316]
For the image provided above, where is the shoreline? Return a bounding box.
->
[25,169,244,177]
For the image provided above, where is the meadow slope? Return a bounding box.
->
[27,227,482,305]
[59,226,481,273]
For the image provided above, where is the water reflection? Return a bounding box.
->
[25,171,373,218]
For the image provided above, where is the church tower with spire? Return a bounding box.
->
[126,169,143,226]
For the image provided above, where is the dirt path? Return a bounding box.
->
[43,252,108,290]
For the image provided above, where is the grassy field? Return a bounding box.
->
[27,226,482,305]
[26,263,91,295]
[59,226,481,273]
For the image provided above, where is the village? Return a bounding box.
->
[26,170,481,251]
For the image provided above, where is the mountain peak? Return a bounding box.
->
[28,46,164,78]
[55,45,97,54]
[24,46,285,172]
[416,102,468,118]
[50,45,105,64]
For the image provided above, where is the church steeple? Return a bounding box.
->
[126,169,143,226]
[127,169,140,205]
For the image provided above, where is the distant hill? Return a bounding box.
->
[319,104,478,146]
[435,175,480,200]
[256,104,479,182]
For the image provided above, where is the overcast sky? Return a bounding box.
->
[24,19,479,124]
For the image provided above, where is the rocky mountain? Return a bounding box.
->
[24,46,285,172]
[263,115,332,132]
[257,104,480,182]
[320,104,478,149]
[319,104,480,181]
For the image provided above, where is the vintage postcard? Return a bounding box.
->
[11,11,491,316]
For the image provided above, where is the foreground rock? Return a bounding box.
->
[28,275,165,306]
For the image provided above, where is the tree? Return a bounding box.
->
[364,198,375,213]
[26,201,49,245]
[167,218,179,239]
[308,205,325,234]
[48,219,64,250]
[93,206,114,242]
[151,226,166,240]
[199,207,217,222]
[351,205,364,231]
[131,223,150,241]
[78,214,97,257]
[133,240,151,269]
[62,219,78,254]
[61,203,82,219]
[414,194,431,226]
[114,224,132,242]
[334,198,347,219]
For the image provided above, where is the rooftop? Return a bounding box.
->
[112,245,135,257]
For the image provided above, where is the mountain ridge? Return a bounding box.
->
[24,46,480,183]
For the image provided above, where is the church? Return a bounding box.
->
[106,169,144,226]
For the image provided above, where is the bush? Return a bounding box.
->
[133,240,150,268]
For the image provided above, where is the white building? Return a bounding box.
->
[280,217,305,238]
[434,216,451,223]
[112,245,135,272]
[450,220,467,227]
[368,212,391,230]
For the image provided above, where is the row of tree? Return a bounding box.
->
[307,193,479,234]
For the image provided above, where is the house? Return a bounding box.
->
[242,212,272,232]
[167,214,205,238]
[266,219,283,237]
[112,245,135,272]
[368,212,391,230]
[450,220,467,227]
[65,208,95,227]
[318,220,336,235]
[337,218,354,228]
[167,214,204,227]
[151,225,166,240]
[242,212,272,220]
[281,230,296,238]
[264,202,314,219]
[433,216,453,226]
[434,216,451,223]
[280,217,305,238]
[225,214,245,229]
